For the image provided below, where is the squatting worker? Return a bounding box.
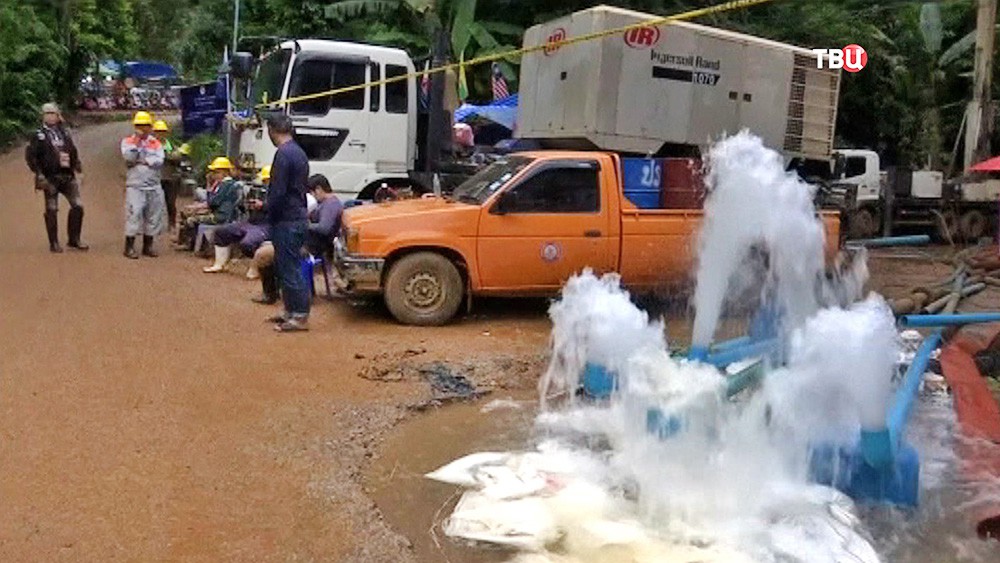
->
[153,120,180,231]
[25,102,88,253]
[249,114,310,332]
[121,111,166,259]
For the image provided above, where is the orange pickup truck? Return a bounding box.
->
[334,151,841,325]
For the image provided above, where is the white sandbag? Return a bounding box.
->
[443,490,559,551]
[424,452,509,487]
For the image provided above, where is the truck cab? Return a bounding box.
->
[239,40,418,199]
[833,149,882,208]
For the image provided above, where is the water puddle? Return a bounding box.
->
[367,396,538,563]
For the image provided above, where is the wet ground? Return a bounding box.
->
[1,121,998,561]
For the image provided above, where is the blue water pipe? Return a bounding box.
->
[882,330,943,462]
[711,336,752,353]
[899,312,1000,328]
[699,338,780,368]
[845,234,931,248]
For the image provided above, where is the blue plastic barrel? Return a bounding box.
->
[622,158,663,209]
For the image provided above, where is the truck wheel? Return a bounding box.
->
[847,208,877,240]
[384,252,464,326]
[959,210,988,242]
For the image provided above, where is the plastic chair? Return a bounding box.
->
[194,224,220,255]
[300,254,332,299]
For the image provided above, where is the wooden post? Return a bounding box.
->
[966,0,998,170]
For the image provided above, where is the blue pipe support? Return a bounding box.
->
[845,234,931,248]
[899,312,1000,328]
[858,329,942,469]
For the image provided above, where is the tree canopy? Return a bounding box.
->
[0,0,996,168]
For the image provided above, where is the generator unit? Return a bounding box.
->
[517,5,841,160]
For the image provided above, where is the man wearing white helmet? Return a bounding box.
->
[25,102,88,253]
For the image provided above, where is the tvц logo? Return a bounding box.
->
[810,44,867,73]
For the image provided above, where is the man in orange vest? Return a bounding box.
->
[120,111,166,259]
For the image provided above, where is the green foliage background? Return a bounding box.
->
[0,0,996,168]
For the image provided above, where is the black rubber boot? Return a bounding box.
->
[142,235,158,258]
[252,265,281,305]
[44,211,62,253]
[124,236,139,259]
[67,207,88,251]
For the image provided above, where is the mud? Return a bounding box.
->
[0,121,549,562]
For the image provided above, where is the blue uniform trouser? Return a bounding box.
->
[272,221,310,318]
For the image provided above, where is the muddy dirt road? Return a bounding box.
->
[0,121,551,561]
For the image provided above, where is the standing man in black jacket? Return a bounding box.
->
[249,114,311,332]
[25,103,88,253]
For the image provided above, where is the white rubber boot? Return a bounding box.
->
[245,262,260,280]
[202,245,231,273]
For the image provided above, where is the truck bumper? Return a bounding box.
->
[333,239,384,294]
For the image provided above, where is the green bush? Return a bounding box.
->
[0,1,65,147]
[185,133,224,184]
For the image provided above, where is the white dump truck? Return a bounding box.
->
[830,148,999,241]
[230,6,841,198]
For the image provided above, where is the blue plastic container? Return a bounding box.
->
[622,158,663,209]
[581,363,617,399]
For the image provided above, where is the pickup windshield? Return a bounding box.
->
[252,49,292,106]
[451,156,534,204]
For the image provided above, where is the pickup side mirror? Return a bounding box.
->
[230,52,255,80]
[491,191,519,215]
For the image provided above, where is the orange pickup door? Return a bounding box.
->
[476,157,619,292]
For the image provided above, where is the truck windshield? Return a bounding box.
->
[451,156,534,204]
[252,49,292,106]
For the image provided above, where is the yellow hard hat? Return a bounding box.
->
[207,156,234,171]
[178,143,191,156]
[153,120,169,132]
[258,165,271,182]
[132,111,154,126]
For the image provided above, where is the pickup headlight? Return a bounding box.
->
[345,227,360,254]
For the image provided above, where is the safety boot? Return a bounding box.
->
[252,265,281,305]
[142,235,158,258]
[44,211,62,253]
[124,236,139,259]
[67,207,88,251]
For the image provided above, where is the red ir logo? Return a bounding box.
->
[624,26,661,48]
[811,44,868,73]
[544,28,566,56]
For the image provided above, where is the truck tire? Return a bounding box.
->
[959,210,989,242]
[847,208,877,240]
[384,252,464,326]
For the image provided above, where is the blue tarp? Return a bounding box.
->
[454,94,518,130]
[122,61,178,81]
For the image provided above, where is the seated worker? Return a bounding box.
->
[251,175,344,305]
[305,174,343,257]
[203,165,271,275]
[176,156,242,251]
